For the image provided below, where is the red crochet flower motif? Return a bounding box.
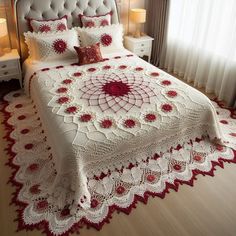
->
[91,199,99,208]
[173,164,182,171]
[230,133,236,137]
[116,186,125,195]
[27,163,39,172]
[102,81,131,97]
[135,67,144,71]
[161,104,173,112]
[15,104,23,108]
[80,114,92,122]
[53,39,67,54]
[145,113,157,122]
[21,129,30,134]
[66,106,78,114]
[39,24,51,33]
[100,19,109,26]
[57,87,68,93]
[36,200,48,211]
[216,145,224,152]
[100,119,113,129]
[193,155,202,162]
[87,68,97,72]
[124,119,136,128]
[85,21,95,28]
[18,115,26,120]
[146,174,156,182]
[73,72,82,77]
[151,72,160,77]
[62,79,73,84]
[57,23,66,31]
[119,65,127,70]
[103,65,111,70]
[60,209,70,217]
[220,120,228,124]
[162,80,171,86]
[29,184,41,194]
[166,90,178,98]
[25,143,34,150]
[101,34,112,47]
[57,97,70,104]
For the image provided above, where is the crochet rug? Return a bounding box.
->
[1,90,236,236]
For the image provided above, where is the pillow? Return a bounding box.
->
[29,15,68,33]
[79,12,111,28]
[74,43,103,65]
[24,29,79,61]
[77,24,124,53]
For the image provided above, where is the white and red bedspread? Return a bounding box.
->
[3,50,236,235]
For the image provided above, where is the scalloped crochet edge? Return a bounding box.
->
[1,95,236,236]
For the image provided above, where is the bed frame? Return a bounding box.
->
[13,0,120,61]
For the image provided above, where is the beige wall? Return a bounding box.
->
[0,0,146,50]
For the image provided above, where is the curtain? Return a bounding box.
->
[160,0,236,107]
[146,0,169,66]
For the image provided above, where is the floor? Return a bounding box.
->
[1,80,236,236]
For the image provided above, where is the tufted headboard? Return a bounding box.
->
[14,0,120,62]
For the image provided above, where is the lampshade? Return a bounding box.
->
[0,18,7,38]
[130,9,146,23]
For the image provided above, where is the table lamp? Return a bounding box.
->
[130,9,146,38]
[0,18,8,56]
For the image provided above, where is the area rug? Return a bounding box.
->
[1,90,236,236]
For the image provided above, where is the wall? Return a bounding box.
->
[0,0,146,49]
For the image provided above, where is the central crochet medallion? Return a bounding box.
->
[102,81,131,97]
[79,71,156,113]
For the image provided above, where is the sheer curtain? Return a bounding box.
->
[161,0,236,107]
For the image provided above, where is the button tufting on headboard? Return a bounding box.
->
[14,0,120,61]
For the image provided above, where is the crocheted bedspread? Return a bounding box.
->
[24,54,225,210]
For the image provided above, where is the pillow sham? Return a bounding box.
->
[24,29,79,61]
[77,24,124,53]
[79,12,111,28]
[29,15,68,33]
[74,43,103,65]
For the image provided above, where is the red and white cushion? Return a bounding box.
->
[79,12,111,28]
[24,29,79,61]
[74,43,103,65]
[29,15,68,33]
[77,24,124,53]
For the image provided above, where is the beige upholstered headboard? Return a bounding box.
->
[14,0,120,62]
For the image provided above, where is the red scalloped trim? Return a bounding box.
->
[1,97,236,236]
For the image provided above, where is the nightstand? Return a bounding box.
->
[124,35,154,63]
[0,49,22,87]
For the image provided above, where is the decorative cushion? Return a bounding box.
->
[24,29,79,61]
[77,24,124,53]
[79,12,111,28]
[74,43,103,65]
[29,15,68,33]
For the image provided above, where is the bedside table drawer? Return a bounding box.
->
[134,40,152,49]
[134,47,150,56]
[0,67,19,77]
[0,60,18,70]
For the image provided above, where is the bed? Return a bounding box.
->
[4,0,236,235]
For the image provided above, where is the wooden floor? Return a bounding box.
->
[1,81,236,236]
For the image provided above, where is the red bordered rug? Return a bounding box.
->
[1,90,236,236]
